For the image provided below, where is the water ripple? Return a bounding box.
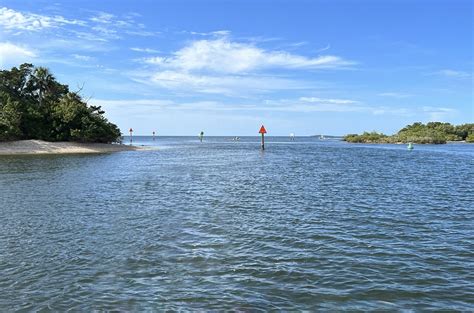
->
[1,138,473,310]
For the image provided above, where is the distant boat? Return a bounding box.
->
[290,133,295,140]
[407,142,414,150]
[320,135,325,140]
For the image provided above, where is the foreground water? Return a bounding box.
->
[1,137,473,311]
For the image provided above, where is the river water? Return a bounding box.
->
[1,137,473,311]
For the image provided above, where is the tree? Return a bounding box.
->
[466,134,474,143]
[31,67,55,108]
[0,92,22,140]
[0,63,121,143]
[344,122,474,144]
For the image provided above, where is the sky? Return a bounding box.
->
[0,0,472,136]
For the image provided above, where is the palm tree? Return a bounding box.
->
[32,67,55,108]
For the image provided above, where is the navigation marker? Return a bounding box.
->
[259,125,267,150]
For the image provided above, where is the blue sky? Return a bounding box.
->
[0,0,472,135]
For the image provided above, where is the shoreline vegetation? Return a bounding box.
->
[1,64,120,144]
[344,122,474,144]
[0,140,140,155]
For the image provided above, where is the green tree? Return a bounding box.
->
[466,134,474,143]
[0,92,22,140]
[0,63,121,143]
[31,67,55,108]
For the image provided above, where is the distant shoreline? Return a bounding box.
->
[344,122,474,144]
[0,140,142,155]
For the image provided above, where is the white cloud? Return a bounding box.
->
[187,30,231,37]
[435,69,470,79]
[89,12,115,24]
[0,7,84,31]
[422,106,457,121]
[124,30,157,37]
[91,96,447,117]
[88,12,158,38]
[143,38,355,74]
[211,30,231,37]
[137,37,354,94]
[422,106,455,113]
[91,24,120,40]
[0,42,36,68]
[299,97,358,104]
[377,92,412,98]
[144,70,313,95]
[0,6,156,44]
[92,99,174,107]
[91,97,361,113]
[131,47,160,53]
[371,107,411,116]
[71,54,93,61]
[263,97,364,113]
[315,44,330,53]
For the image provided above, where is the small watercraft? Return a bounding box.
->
[407,142,414,150]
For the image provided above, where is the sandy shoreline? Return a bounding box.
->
[0,140,143,155]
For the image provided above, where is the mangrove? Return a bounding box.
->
[344,122,474,144]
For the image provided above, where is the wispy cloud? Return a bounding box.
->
[0,42,36,68]
[92,99,174,107]
[0,7,84,31]
[183,30,231,37]
[422,106,457,121]
[299,96,358,104]
[371,107,411,116]
[377,92,413,98]
[435,69,471,79]
[0,6,157,42]
[131,47,160,53]
[91,97,361,113]
[93,94,364,113]
[288,41,308,48]
[90,95,459,122]
[129,33,356,95]
[143,38,355,73]
[137,71,315,95]
[89,12,115,24]
[263,97,365,113]
[315,44,331,53]
[135,36,354,94]
[71,54,94,61]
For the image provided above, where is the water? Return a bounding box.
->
[1,137,473,311]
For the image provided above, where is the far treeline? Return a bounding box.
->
[0,63,120,143]
[344,122,474,144]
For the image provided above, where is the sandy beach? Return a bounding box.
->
[0,140,142,155]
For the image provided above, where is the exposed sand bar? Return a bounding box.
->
[0,140,143,155]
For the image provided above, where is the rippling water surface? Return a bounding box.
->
[1,137,473,311]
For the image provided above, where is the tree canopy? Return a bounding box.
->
[0,63,120,143]
[344,122,474,144]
